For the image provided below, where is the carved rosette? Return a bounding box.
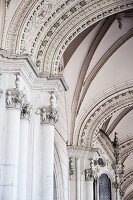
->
[6,89,25,110]
[21,101,32,120]
[40,106,58,125]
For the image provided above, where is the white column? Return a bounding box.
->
[32,111,42,200]
[86,179,93,200]
[80,175,85,200]
[17,102,31,200]
[2,89,23,200]
[41,123,55,200]
[76,158,80,200]
[40,92,58,200]
[69,157,76,200]
[84,169,94,200]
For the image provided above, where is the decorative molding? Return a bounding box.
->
[35,0,133,74]
[107,106,133,135]
[5,0,133,74]
[67,145,99,158]
[5,0,36,52]
[77,85,133,148]
[97,136,115,163]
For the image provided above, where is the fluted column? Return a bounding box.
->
[17,102,32,200]
[40,92,58,200]
[2,88,24,200]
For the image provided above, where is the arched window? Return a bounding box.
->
[99,174,111,200]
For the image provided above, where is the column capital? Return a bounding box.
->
[21,101,32,120]
[6,89,25,110]
[84,168,94,181]
[39,106,59,125]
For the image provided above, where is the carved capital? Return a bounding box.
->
[6,89,25,110]
[40,106,58,125]
[21,101,32,120]
[84,168,93,181]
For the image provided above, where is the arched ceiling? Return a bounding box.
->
[1,0,133,198]
[3,0,133,74]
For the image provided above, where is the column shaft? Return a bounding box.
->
[86,180,94,200]
[17,118,29,200]
[41,124,54,200]
[2,109,20,200]
[76,158,80,200]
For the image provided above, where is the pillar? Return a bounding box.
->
[2,89,24,200]
[76,158,80,200]
[17,102,32,200]
[85,169,94,200]
[40,92,58,200]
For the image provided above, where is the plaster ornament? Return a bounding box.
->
[15,72,21,90]
[69,157,75,177]
[21,102,32,120]
[50,92,57,108]
[84,168,93,181]
[40,106,58,125]
[6,89,25,110]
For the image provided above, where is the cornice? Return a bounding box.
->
[67,145,99,158]
[0,50,68,92]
